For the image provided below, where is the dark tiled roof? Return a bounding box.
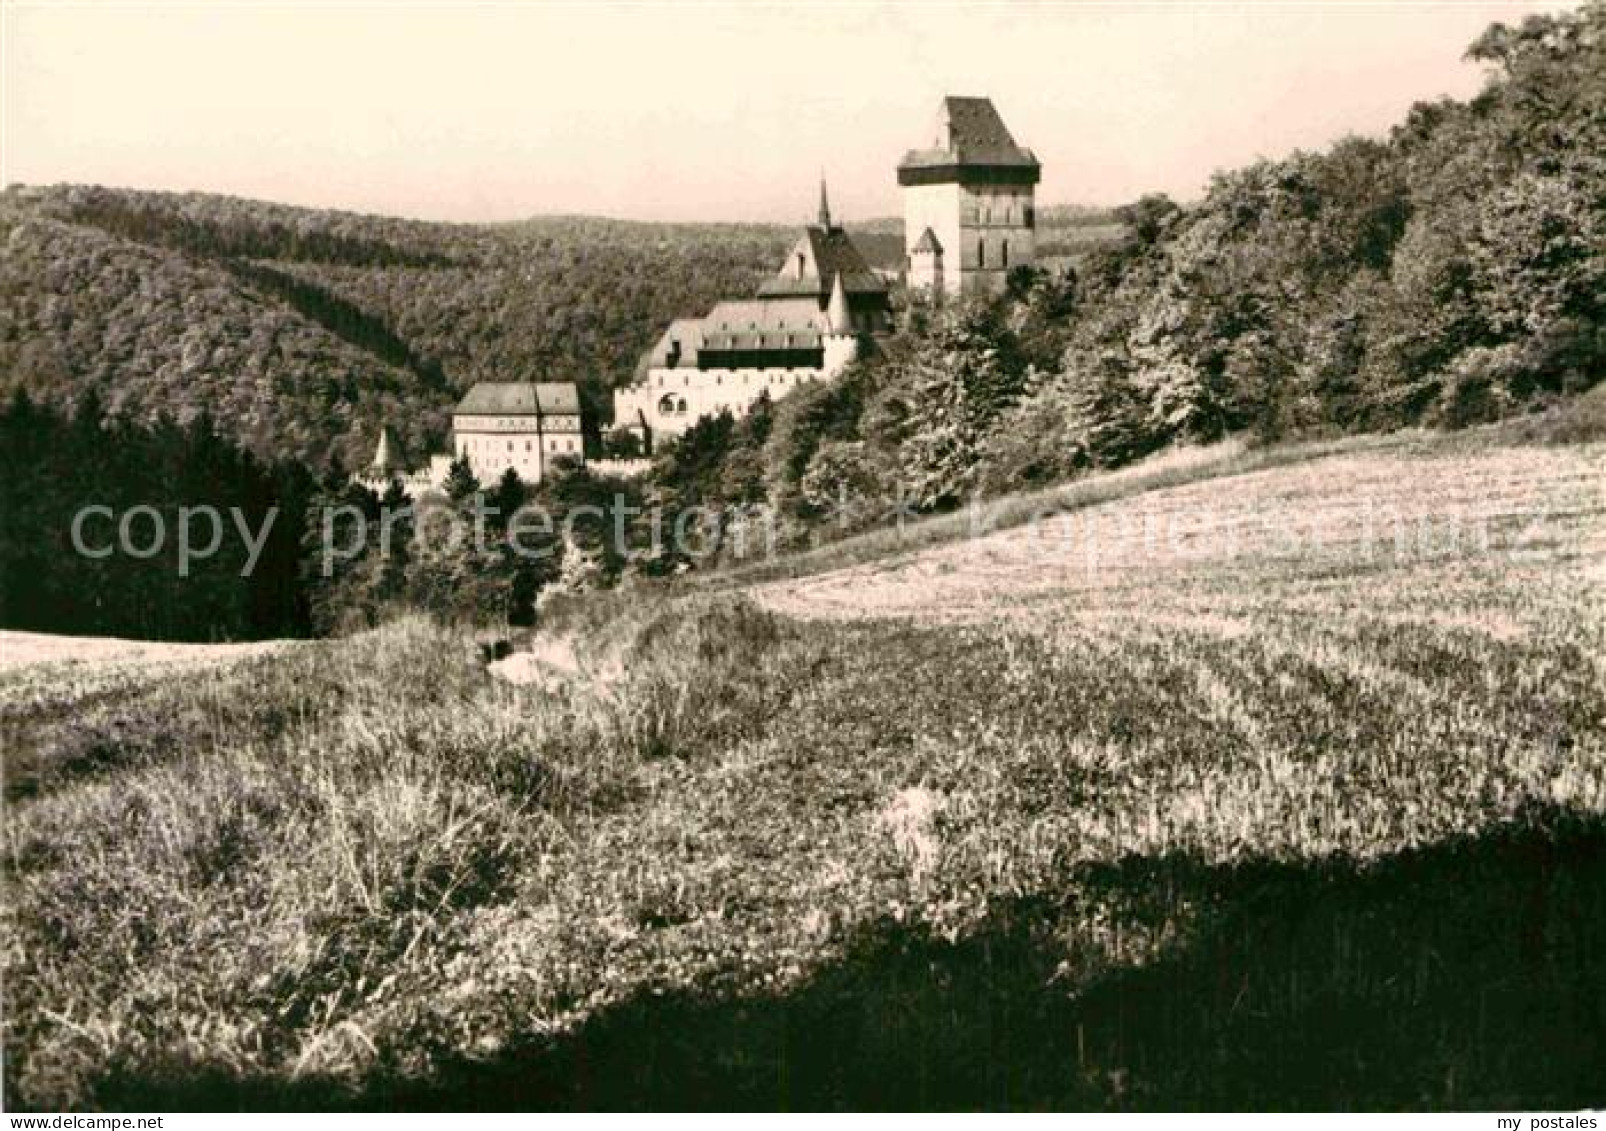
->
[757,225,889,298]
[898,96,1040,175]
[851,231,909,271]
[454,382,581,416]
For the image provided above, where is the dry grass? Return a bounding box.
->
[707,387,1606,590]
[2,421,1603,1110]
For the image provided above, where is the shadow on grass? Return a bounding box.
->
[104,812,1606,1111]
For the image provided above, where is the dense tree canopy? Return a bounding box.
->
[634,2,1604,565]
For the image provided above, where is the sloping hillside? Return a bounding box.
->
[0,186,796,467]
[751,433,1604,626]
[4,421,1602,1108]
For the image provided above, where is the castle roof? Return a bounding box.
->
[897,96,1040,185]
[826,271,852,334]
[701,297,827,352]
[757,225,889,299]
[371,424,407,472]
[454,382,580,416]
[635,190,891,375]
[912,226,944,254]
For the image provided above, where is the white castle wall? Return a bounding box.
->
[616,364,823,441]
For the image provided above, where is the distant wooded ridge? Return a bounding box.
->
[0,182,1129,470]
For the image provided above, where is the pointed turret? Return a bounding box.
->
[817,174,833,230]
[825,270,852,335]
[371,424,406,473]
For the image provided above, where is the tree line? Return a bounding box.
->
[642,3,1605,558]
[0,4,1598,640]
[0,393,316,641]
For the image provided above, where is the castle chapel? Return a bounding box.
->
[615,95,1037,447]
[613,181,891,442]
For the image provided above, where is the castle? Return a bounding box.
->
[900,96,1041,298]
[613,95,1038,447]
[364,96,1038,481]
[612,181,892,443]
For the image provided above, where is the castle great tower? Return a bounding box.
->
[899,97,1041,298]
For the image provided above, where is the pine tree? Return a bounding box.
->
[443,454,480,503]
[490,468,527,531]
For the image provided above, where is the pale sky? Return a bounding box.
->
[1,1,1571,225]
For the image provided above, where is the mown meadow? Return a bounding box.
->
[2,422,1603,1110]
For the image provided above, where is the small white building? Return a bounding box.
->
[451,382,584,485]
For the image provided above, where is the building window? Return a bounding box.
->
[977,238,986,269]
[658,394,676,415]
[677,398,688,414]
[1002,239,1009,268]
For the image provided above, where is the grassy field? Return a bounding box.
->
[2,421,1603,1110]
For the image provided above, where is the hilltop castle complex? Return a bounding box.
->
[613,95,1038,446]
[365,96,1038,485]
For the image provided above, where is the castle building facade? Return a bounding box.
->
[614,184,889,445]
[900,97,1041,298]
[451,381,584,485]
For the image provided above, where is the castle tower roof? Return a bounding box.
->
[897,96,1040,186]
[826,271,852,334]
[818,175,832,230]
[912,226,944,254]
[371,424,406,473]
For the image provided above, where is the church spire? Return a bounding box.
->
[817,173,832,230]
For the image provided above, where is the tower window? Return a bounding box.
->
[977,238,985,269]
[1002,239,1009,268]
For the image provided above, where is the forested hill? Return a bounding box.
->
[0,187,798,468]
